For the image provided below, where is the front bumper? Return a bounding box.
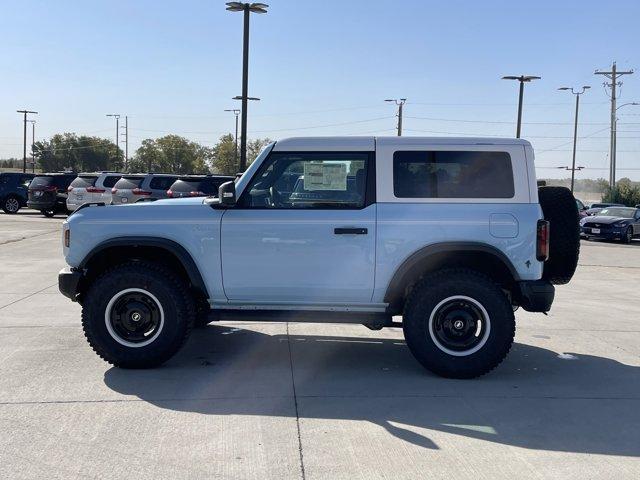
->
[581,225,625,240]
[515,280,555,313]
[58,267,82,301]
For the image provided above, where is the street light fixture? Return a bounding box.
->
[611,102,640,185]
[224,109,241,164]
[558,86,590,193]
[226,2,268,172]
[502,75,541,138]
[385,98,407,136]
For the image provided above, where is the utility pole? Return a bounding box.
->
[501,75,541,138]
[16,110,38,173]
[106,114,120,166]
[120,116,129,170]
[385,99,407,136]
[28,120,36,173]
[558,86,590,193]
[595,62,633,187]
[224,109,241,164]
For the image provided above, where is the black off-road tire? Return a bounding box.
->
[81,261,195,368]
[2,195,21,214]
[538,186,580,285]
[403,269,515,379]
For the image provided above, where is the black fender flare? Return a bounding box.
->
[79,236,209,298]
[383,242,520,311]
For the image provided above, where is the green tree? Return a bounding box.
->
[603,180,640,206]
[247,138,272,165]
[130,135,211,174]
[211,134,238,175]
[33,133,121,172]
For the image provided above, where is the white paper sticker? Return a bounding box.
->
[303,162,347,191]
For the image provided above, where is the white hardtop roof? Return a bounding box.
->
[272,136,531,151]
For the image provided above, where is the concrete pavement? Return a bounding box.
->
[0,211,639,479]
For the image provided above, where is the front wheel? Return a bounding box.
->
[623,227,633,244]
[2,196,21,214]
[81,261,195,368]
[403,269,515,379]
[42,209,55,217]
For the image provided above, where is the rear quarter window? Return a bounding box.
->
[102,175,121,188]
[393,151,514,199]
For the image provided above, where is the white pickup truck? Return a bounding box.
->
[59,137,580,378]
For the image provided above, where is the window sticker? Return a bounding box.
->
[303,162,347,191]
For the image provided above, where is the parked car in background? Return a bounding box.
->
[586,202,624,216]
[0,172,34,214]
[27,173,76,217]
[576,198,588,219]
[66,172,122,211]
[167,175,234,198]
[580,206,640,243]
[111,174,178,204]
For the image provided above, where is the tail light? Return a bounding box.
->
[31,185,57,193]
[189,191,205,197]
[132,188,151,196]
[86,186,106,193]
[111,188,118,194]
[537,220,550,261]
[64,229,70,248]
[167,190,174,197]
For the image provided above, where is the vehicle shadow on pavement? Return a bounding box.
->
[104,325,640,457]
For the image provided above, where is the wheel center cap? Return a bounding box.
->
[131,312,142,322]
[453,319,464,330]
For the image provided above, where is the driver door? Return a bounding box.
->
[220,151,376,304]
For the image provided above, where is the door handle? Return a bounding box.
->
[334,227,368,235]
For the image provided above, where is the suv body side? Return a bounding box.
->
[63,137,543,312]
[0,173,34,212]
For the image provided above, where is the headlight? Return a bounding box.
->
[579,218,587,226]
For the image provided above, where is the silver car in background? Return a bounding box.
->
[111,174,177,204]
[66,172,122,211]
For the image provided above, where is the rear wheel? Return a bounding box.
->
[2,196,21,214]
[403,269,515,379]
[81,261,195,368]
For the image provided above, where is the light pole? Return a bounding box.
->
[558,86,590,193]
[106,114,120,164]
[502,75,541,138]
[385,98,407,136]
[224,109,241,165]
[612,102,639,185]
[120,116,129,170]
[27,120,36,173]
[16,110,38,173]
[225,2,268,172]
[232,95,260,170]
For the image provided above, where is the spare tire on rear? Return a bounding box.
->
[538,186,580,285]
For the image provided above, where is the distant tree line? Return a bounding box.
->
[24,133,271,175]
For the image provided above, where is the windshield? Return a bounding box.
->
[598,207,635,218]
[30,176,54,188]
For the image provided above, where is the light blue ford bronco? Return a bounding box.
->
[59,137,580,378]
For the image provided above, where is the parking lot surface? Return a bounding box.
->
[1,211,639,479]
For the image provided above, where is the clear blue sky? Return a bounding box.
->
[1,0,639,179]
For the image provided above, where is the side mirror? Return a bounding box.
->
[218,181,236,206]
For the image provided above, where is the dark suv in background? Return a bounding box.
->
[27,173,76,217]
[167,175,234,198]
[0,172,35,214]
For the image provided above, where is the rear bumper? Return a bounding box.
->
[515,280,555,313]
[58,267,82,301]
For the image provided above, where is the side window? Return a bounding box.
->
[240,152,370,209]
[393,151,514,199]
[102,176,120,188]
[150,177,176,190]
[20,176,32,187]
